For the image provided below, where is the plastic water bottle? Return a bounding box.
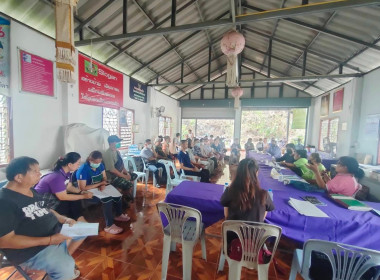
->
[268,189,274,201]
[224,182,229,191]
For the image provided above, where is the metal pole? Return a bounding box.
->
[149,73,362,87]
[267,39,272,78]
[302,51,307,76]
[181,62,184,83]
[123,0,128,34]
[171,0,176,27]
[304,108,309,146]
[286,110,290,142]
[208,46,212,82]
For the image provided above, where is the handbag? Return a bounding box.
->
[228,238,272,264]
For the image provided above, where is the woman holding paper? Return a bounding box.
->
[307,156,364,196]
[35,152,93,221]
[76,151,130,235]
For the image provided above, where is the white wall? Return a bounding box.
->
[307,78,363,157]
[9,21,64,170]
[356,68,380,163]
[0,20,180,179]
[149,87,181,141]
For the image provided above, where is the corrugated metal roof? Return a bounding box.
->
[1,0,380,100]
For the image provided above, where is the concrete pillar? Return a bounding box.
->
[234,106,242,142]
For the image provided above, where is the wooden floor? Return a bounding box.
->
[0,163,303,280]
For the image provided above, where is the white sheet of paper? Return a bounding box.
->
[372,209,380,216]
[288,198,329,218]
[88,184,122,199]
[60,223,99,237]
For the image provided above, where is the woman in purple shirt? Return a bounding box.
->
[34,152,93,221]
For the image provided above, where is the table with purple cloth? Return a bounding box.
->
[248,151,380,251]
[165,181,225,227]
[165,151,380,251]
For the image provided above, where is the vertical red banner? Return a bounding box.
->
[333,88,344,112]
[78,54,123,108]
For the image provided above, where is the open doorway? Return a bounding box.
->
[240,109,308,148]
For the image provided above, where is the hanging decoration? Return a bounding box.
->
[231,87,243,109]
[220,30,245,87]
[55,0,79,83]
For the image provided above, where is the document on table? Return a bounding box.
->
[88,184,122,199]
[372,209,380,217]
[60,223,99,237]
[288,198,329,218]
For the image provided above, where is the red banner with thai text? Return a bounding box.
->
[78,54,123,108]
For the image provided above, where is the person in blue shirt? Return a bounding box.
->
[266,139,282,158]
[178,140,210,183]
[76,151,130,235]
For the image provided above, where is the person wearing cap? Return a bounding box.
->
[103,135,137,198]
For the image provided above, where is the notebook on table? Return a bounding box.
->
[329,194,372,211]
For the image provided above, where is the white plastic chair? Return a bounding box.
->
[157,202,207,280]
[180,169,201,182]
[289,239,380,280]
[218,220,282,280]
[123,156,147,198]
[140,157,162,186]
[158,160,190,195]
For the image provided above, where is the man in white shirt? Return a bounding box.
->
[201,138,218,169]
[140,139,166,187]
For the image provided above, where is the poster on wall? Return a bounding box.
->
[19,49,55,97]
[129,78,147,103]
[0,16,10,96]
[291,108,307,129]
[78,54,123,109]
[365,114,380,136]
[320,94,329,117]
[333,88,344,112]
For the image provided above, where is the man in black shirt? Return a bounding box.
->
[0,157,83,280]
[276,143,296,164]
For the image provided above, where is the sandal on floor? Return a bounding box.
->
[72,268,80,279]
[104,224,123,234]
[114,214,131,222]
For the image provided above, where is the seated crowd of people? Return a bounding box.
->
[0,131,367,279]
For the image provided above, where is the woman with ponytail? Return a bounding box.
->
[221,158,274,222]
[307,156,364,196]
[35,152,93,221]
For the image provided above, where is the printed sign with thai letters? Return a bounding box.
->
[129,77,147,103]
[78,54,123,108]
[0,17,10,96]
[20,49,54,97]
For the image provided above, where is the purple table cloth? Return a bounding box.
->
[165,152,380,250]
[249,151,380,251]
[165,181,225,227]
